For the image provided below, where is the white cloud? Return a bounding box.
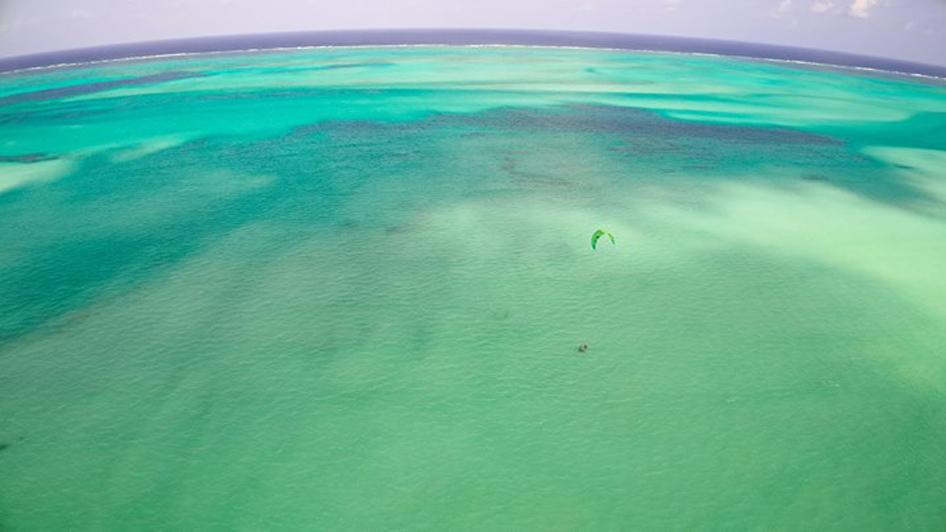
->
[661,0,682,10]
[848,0,878,17]
[0,15,24,35]
[811,0,834,13]
[776,0,793,14]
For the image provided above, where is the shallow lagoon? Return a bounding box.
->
[1,46,946,530]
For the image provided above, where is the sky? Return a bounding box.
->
[0,0,944,66]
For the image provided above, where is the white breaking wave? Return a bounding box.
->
[1,43,943,83]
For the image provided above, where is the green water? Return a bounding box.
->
[1,46,946,530]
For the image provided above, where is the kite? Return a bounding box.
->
[591,229,615,250]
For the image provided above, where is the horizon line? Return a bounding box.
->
[2,28,946,79]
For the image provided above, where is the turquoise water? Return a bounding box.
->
[2,46,946,530]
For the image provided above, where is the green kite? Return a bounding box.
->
[591,229,615,250]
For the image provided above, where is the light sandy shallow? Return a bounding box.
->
[1,46,945,530]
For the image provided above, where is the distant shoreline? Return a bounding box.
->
[2,29,945,79]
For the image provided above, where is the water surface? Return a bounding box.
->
[1,45,946,530]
